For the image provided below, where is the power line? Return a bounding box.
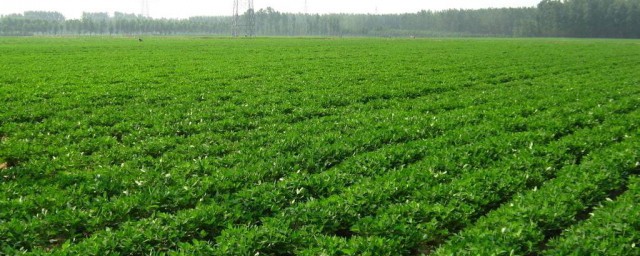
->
[141,0,150,18]
[232,0,255,37]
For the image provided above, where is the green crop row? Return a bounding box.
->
[543,176,640,255]
[35,85,577,254]
[215,103,640,255]
[44,73,640,255]
[106,96,640,256]
[36,79,636,255]
[0,88,517,250]
[1,37,639,255]
[334,117,640,255]
[5,57,624,252]
[434,132,640,255]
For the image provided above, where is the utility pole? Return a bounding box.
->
[232,0,256,37]
[141,0,150,18]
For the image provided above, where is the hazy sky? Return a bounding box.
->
[1,0,541,19]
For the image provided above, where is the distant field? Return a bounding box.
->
[1,37,639,255]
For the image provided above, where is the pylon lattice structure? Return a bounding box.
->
[232,0,256,37]
[141,0,150,18]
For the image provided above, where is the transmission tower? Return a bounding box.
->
[304,0,308,14]
[232,0,255,37]
[141,0,150,18]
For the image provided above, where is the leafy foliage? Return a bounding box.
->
[0,37,639,255]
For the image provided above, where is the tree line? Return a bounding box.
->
[1,0,639,38]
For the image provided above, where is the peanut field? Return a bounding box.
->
[1,37,639,255]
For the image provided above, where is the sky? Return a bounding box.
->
[1,0,542,19]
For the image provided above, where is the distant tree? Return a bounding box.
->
[1,1,639,38]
